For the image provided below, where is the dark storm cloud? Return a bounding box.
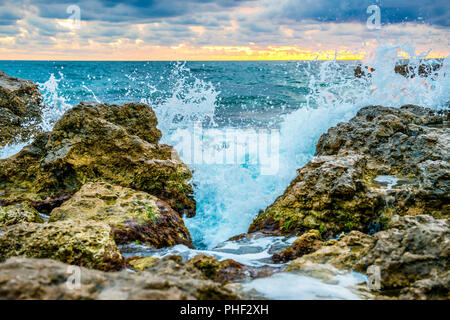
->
[28,0,253,22]
[276,0,449,26]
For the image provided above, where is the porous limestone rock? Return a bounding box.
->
[0,203,43,228]
[49,181,192,248]
[0,70,43,148]
[0,219,124,271]
[272,229,323,263]
[250,105,449,236]
[0,257,239,300]
[0,102,195,216]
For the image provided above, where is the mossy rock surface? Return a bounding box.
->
[272,229,323,263]
[0,102,195,217]
[50,181,193,248]
[185,254,248,284]
[0,70,43,148]
[250,105,449,236]
[0,219,124,271]
[0,203,43,228]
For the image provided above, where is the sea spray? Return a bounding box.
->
[149,45,448,249]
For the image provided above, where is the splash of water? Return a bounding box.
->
[152,44,448,249]
[38,72,72,132]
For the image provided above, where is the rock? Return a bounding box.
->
[50,182,193,248]
[250,105,449,236]
[355,215,449,298]
[0,203,43,228]
[0,219,124,271]
[249,154,385,237]
[0,70,43,148]
[398,271,450,300]
[0,102,195,216]
[0,257,239,300]
[185,254,249,284]
[272,229,323,263]
[127,256,161,271]
[287,215,449,299]
[354,63,442,79]
[286,231,374,271]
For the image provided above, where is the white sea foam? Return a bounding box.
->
[241,272,366,300]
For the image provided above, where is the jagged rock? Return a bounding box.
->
[0,70,43,148]
[185,255,249,284]
[354,63,442,78]
[286,231,374,271]
[50,182,192,248]
[127,256,161,271]
[272,229,323,263]
[250,105,449,236]
[0,203,43,228]
[0,257,239,300]
[0,219,124,271]
[249,154,385,237]
[0,102,195,216]
[287,215,449,299]
[355,215,449,299]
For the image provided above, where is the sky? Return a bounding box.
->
[0,0,448,60]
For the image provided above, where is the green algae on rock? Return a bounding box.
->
[185,254,248,284]
[0,257,239,300]
[250,105,449,236]
[50,181,193,248]
[0,219,124,271]
[272,229,323,263]
[287,215,449,299]
[0,70,43,148]
[0,203,43,228]
[0,102,196,216]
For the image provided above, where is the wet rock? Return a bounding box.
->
[0,219,124,271]
[185,254,249,284]
[0,203,43,228]
[288,215,449,299]
[250,105,449,236]
[0,102,195,216]
[286,231,374,271]
[355,215,449,299]
[272,229,323,263]
[354,63,442,79]
[249,154,385,237]
[0,70,43,148]
[0,257,239,300]
[50,182,193,248]
[126,256,161,271]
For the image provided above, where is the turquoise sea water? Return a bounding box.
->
[0,52,448,250]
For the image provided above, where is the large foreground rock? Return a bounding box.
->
[0,70,43,148]
[0,102,195,216]
[0,257,239,300]
[250,105,449,236]
[287,215,449,299]
[0,219,124,271]
[50,182,192,248]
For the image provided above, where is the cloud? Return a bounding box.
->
[0,0,448,60]
[275,0,450,26]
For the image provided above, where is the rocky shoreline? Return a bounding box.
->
[0,70,448,300]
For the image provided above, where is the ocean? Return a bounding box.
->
[0,45,448,299]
